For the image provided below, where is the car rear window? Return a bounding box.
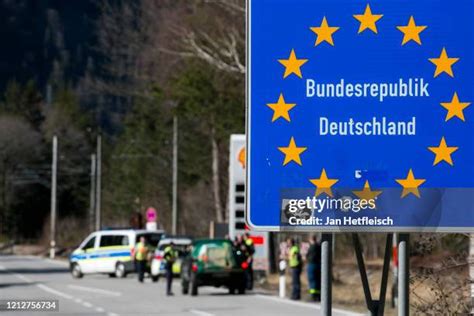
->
[196,242,235,268]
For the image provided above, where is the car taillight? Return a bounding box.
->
[241,262,249,269]
[155,255,163,260]
[192,263,198,272]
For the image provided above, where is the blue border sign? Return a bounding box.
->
[246,0,474,232]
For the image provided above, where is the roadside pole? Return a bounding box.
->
[49,135,58,259]
[95,135,102,231]
[398,234,409,316]
[172,116,178,235]
[89,154,96,232]
[321,233,333,315]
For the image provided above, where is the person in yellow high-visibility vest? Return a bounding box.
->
[163,242,177,296]
[288,238,302,300]
[135,236,148,283]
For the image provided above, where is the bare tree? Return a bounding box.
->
[160,0,245,75]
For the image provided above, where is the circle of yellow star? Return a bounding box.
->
[428,137,458,166]
[397,16,427,45]
[353,4,383,34]
[266,93,296,122]
[278,49,308,79]
[278,137,307,166]
[440,92,471,122]
[428,48,459,78]
[309,169,339,197]
[352,180,382,202]
[310,16,340,46]
[395,169,426,198]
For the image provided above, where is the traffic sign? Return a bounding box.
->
[229,135,269,271]
[246,0,474,232]
[146,207,157,222]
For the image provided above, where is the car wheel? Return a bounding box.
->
[238,286,246,295]
[229,287,236,295]
[191,275,198,296]
[151,275,159,283]
[71,263,83,279]
[115,262,126,278]
[182,282,189,295]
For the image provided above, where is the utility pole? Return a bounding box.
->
[172,116,178,235]
[49,136,58,259]
[321,233,333,315]
[95,135,102,231]
[89,154,96,232]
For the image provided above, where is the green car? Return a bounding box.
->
[181,239,247,296]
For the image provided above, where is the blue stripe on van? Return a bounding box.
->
[71,250,131,260]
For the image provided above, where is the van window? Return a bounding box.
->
[83,236,96,250]
[136,233,162,246]
[99,235,128,247]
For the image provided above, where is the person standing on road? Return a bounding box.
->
[135,236,148,283]
[243,233,255,290]
[306,235,321,301]
[288,238,302,300]
[164,242,177,296]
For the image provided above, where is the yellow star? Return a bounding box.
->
[428,48,459,78]
[395,169,426,198]
[440,92,471,122]
[352,180,382,202]
[428,137,458,166]
[278,137,307,166]
[353,4,383,34]
[278,49,308,79]
[266,94,296,122]
[310,16,340,46]
[309,169,339,197]
[397,16,427,45]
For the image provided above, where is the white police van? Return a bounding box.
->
[70,229,164,278]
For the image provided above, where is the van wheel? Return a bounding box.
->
[115,262,126,278]
[238,286,246,295]
[71,264,83,279]
[151,275,159,283]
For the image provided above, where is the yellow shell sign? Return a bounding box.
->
[238,147,246,169]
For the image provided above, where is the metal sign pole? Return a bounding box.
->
[321,233,333,315]
[398,234,409,316]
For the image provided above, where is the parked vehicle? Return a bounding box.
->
[69,229,164,278]
[181,239,247,296]
[150,237,192,282]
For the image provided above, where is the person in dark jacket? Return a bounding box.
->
[306,235,321,301]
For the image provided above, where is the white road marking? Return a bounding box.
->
[36,284,74,300]
[189,309,215,316]
[0,260,120,316]
[68,284,122,296]
[254,294,364,316]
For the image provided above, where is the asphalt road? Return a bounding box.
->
[0,255,362,316]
